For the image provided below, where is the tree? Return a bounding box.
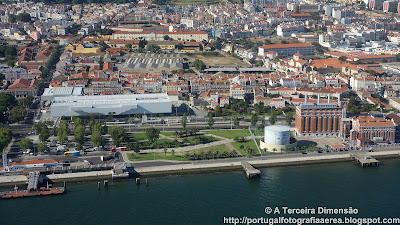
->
[269,115,277,125]
[286,114,293,125]
[37,142,48,152]
[91,129,105,147]
[0,124,12,153]
[145,127,160,142]
[139,39,148,48]
[17,96,34,108]
[8,14,16,23]
[57,121,70,145]
[213,105,221,117]
[164,148,167,156]
[0,93,16,118]
[261,116,265,128]
[6,60,15,68]
[338,56,347,63]
[19,138,32,150]
[16,13,31,22]
[251,114,258,127]
[208,114,214,129]
[175,43,184,50]
[39,126,50,142]
[110,125,127,146]
[125,43,132,49]
[355,42,362,48]
[181,113,187,129]
[72,116,83,127]
[9,106,27,123]
[146,43,161,53]
[74,125,85,146]
[164,35,170,40]
[234,116,239,128]
[212,38,222,50]
[171,149,175,158]
[193,59,206,71]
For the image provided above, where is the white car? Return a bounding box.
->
[23,149,31,155]
[94,146,103,151]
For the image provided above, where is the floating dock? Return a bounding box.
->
[351,153,380,167]
[1,187,65,199]
[0,172,66,199]
[241,161,261,178]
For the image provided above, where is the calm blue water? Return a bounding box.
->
[1,160,400,225]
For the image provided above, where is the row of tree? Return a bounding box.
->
[40,44,62,80]
[8,13,31,23]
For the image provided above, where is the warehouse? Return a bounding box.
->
[50,93,172,117]
[41,87,84,102]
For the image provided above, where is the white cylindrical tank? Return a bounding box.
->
[264,125,290,145]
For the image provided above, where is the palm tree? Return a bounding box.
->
[164,148,167,156]
[273,148,277,153]
[171,149,175,159]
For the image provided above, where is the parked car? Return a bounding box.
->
[94,146,103,151]
[23,149,31,155]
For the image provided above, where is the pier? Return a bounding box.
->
[241,161,261,178]
[350,153,380,167]
[1,171,66,199]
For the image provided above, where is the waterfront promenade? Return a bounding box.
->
[1,149,399,186]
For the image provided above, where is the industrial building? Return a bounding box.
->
[349,116,396,147]
[121,53,184,73]
[259,125,297,152]
[258,43,315,57]
[295,94,346,137]
[41,87,84,102]
[50,93,172,117]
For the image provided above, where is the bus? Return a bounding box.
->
[64,151,80,156]
[111,147,127,152]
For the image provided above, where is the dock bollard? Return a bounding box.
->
[104,180,108,187]
[136,178,140,185]
[97,182,100,190]
[64,181,67,192]
[145,178,148,186]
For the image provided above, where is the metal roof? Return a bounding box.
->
[52,93,170,106]
[42,87,84,97]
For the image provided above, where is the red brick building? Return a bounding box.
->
[295,94,345,137]
[350,116,396,146]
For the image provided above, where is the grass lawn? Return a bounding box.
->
[251,129,264,137]
[127,152,187,161]
[203,129,251,139]
[231,139,261,156]
[136,135,219,150]
[130,132,148,141]
[192,144,232,153]
[161,131,175,137]
[127,144,232,161]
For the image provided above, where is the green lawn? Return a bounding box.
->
[127,144,233,161]
[203,129,251,139]
[231,139,261,156]
[161,131,175,137]
[192,144,232,153]
[134,135,219,150]
[130,132,148,141]
[127,152,187,161]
